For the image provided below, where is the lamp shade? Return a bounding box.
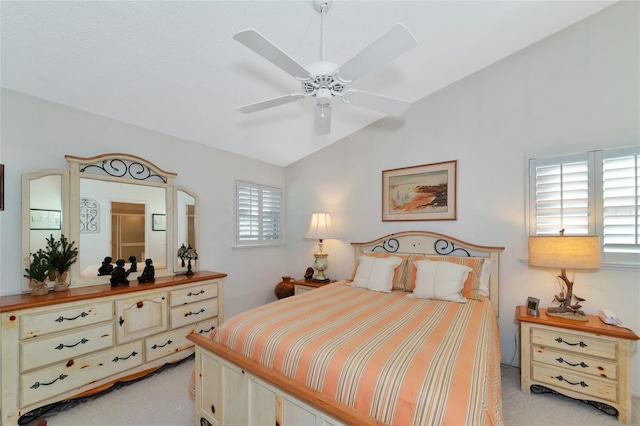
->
[305,212,337,240]
[528,235,600,269]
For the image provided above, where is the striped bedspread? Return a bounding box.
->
[212,281,503,426]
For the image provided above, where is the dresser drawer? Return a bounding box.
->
[20,301,113,340]
[531,328,616,360]
[170,299,217,329]
[532,346,617,380]
[532,363,617,402]
[20,322,114,372]
[145,326,193,362]
[170,282,218,306]
[20,341,142,408]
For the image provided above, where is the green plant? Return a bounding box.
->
[44,234,78,275]
[24,249,50,282]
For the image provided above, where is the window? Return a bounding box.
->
[235,180,283,247]
[528,147,639,266]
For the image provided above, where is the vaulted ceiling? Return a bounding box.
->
[1,1,615,166]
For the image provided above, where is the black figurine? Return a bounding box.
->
[110,259,130,286]
[137,258,155,283]
[97,256,114,276]
[128,255,137,273]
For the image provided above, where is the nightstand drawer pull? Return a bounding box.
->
[55,338,89,350]
[555,357,588,368]
[554,337,587,347]
[188,290,205,297]
[31,374,68,389]
[555,375,588,387]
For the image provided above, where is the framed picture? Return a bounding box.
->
[382,160,457,221]
[30,209,62,230]
[0,164,4,211]
[152,213,166,231]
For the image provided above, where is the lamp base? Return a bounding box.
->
[546,307,588,322]
[311,277,330,283]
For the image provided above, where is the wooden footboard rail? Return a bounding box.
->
[187,333,384,426]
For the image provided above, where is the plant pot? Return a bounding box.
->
[53,270,70,291]
[30,279,49,296]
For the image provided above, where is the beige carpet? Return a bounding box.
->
[39,361,638,425]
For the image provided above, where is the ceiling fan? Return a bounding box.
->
[234,0,417,135]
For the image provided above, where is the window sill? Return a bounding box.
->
[232,242,285,250]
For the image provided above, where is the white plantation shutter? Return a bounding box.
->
[600,150,640,255]
[529,147,640,267]
[236,181,282,246]
[530,153,593,236]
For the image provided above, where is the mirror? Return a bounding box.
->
[174,187,199,274]
[21,153,200,291]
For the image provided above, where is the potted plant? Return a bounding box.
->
[44,234,78,291]
[24,249,50,295]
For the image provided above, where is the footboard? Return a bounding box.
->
[187,334,382,426]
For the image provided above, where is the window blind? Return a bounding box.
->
[236,181,282,245]
[602,152,639,254]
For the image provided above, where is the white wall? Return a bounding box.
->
[0,88,286,318]
[284,2,640,394]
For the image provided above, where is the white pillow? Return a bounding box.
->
[352,255,403,293]
[478,260,492,297]
[412,260,471,303]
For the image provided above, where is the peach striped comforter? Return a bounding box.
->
[212,281,503,426]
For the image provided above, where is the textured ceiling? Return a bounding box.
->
[1,1,615,166]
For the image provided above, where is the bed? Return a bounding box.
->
[188,231,505,426]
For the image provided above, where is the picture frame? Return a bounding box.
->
[0,164,4,211]
[30,209,62,230]
[152,213,166,231]
[382,160,457,221]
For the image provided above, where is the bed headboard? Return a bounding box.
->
[351,231,505,315]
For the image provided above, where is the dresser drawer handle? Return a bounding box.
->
[555,375,588,387]
[55,312,89,323]
[185,308,206,317]
[188,290,205,297]
[55,338,89,350]
[555,357,588,368]
[198,325,216,334]
[112,351,138,362]
[554,337,587,348]
[151,340,173,349]
[31,374,68,389]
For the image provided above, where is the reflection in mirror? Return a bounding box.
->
[22,170,69,292]
[175,187,199,273]
[79,179,166,281]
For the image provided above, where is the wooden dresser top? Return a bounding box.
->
[0,270,227,313]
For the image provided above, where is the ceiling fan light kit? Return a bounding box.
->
[234,0,417,135]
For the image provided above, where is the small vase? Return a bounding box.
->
[274,276,295,299]
[53,270,70,291]
[30,279,49,296]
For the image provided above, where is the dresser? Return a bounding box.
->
[516,306,639,423]
[1,271,226,426]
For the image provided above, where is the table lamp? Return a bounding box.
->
[528,231,600,321]
[305,212,337,282]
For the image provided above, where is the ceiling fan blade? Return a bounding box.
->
[341,89,411,116]
[335,24,417,83]
[234,30,310,80]
[236,93,303,114]
[314,103,332,135]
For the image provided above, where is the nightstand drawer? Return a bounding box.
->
[532,363,617,402]
[532,346,617,380]
[532,328,616,359]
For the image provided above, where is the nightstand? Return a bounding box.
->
[516,306,639,423]
[293,279,335,295]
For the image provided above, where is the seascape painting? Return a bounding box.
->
[382,161,457,221]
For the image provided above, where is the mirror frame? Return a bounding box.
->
[22,153,201,292]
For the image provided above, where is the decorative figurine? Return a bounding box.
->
[304,267,314,281]
[128,255,137,273]
[98,256,114,276]
[110,259,130,286]
[137,258,155,283]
